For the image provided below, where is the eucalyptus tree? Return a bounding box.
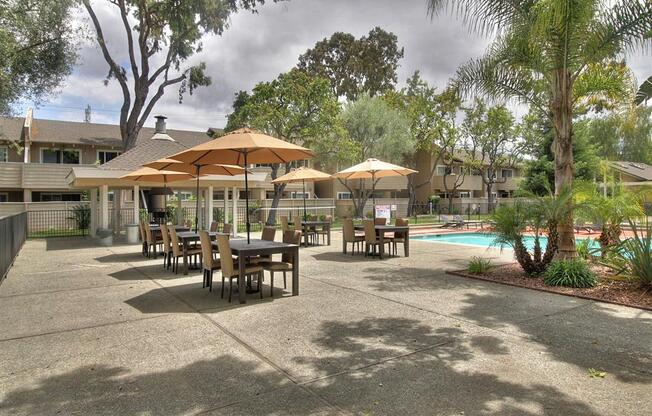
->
[83,0,273,150]
[427,0,652,258]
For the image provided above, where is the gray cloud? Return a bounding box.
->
[25,0,651,131]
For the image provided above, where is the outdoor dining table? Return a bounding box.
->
[177,231,224,275]
[229,239,300,304]
[289,220,332,246]
[353,224,410,259]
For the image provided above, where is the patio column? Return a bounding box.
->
[232,186,238,236]
[133,185,139,224]
[89,188,97,237]
[223,186,229,225]
[207,185,214,228]
[99,184,109,229]
[197,187,204,230]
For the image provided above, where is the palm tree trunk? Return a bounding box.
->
[552,68,576,259]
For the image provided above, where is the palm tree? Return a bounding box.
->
[427,0,652,258]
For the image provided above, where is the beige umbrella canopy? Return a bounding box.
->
[272,166,332,221]
[143,158,245,232]
[120,167,194,183]
[333,158,418,218]
[169,128,315,243]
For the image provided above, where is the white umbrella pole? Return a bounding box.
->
[244,152,250,244]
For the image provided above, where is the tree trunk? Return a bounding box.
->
[552,68,576,259]
[266,164,286,225]
[486,182,494,213]
[407,177,416,217]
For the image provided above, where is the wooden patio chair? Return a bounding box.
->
[390,218,409,256]
[199,230,220,291]
[315,215,332,245]
[209,221,218,232]
[363,219,391,258]
[222,223,232,235]
[160,223,173,269]
[342,219,363,255]
[138,221,148,256]
[169,227,202,274]
[144,222,163,258]
[280,216,289,232]
[250,226,276,264]
[215,234,264,302]
[261,230,301,296]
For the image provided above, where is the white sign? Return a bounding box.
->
[390,204,397,211]
[375,205,391,220]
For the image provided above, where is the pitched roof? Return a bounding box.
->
[99,138,190,171]
[0,116,210,148]
[610,161,652,181]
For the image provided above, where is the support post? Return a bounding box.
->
[207,185,214,228]
[133,185,140,225]
[224,186,229,224]
[176,190,183,225]
[100,184,109,229]
[89,188,98,237]
[232,186,238,237]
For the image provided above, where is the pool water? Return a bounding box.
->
[413,232,597,252]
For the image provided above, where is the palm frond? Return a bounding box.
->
[573,60,636,111]
[426,0,534,36]
[635,75,652,105]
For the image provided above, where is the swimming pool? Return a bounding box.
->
[412,232,595,252]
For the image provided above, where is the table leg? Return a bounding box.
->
[238,255,246,304]
[405,231,410,257]
[379,231,384,259]
[327,226,331,246]
[292,246,299,296]
[182,238,189,275]
[343,235,347,254]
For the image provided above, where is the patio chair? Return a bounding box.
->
[138,221,148,256]
[261,230,301,296]
[209,221,218,232]
[363,219,391,258]
[250,226,276,264]
[449,215,466,229]
[144,222,163,258]
[343,218,364,255]
[222,223,232,235]
[390,218,409,256]
[315,215,332,245]
[169,227,202,274]
[199,231,220,291]
[280,216,289,232]
[215,234,264,302]
[160,224,172,269]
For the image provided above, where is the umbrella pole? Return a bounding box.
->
[372,171,376,220]
[303,179,307,222]
[195,165,200,232]
[244,151,250,244]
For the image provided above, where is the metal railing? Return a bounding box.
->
[27,208,90,238]
[1,212,27,283]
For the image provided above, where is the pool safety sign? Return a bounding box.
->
[375,205,391,220]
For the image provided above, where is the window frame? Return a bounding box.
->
[436,165,452,176]
[40,147,81,164]
[337,191,352,200]
[97,149,121,164]
[0,192,8,202]
[0,145,8,162]
[291,191,310,199]
[501,169,513,178]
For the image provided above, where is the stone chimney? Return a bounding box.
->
[151,115,174,141]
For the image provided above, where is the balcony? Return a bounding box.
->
[0,162,96,190]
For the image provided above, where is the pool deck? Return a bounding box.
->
[0,234,650,415]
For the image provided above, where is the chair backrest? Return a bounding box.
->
[363,220,377,244]
[342,219,355,242]
[281,230,301,263]
[209,221,218,232]
[215,235,234,277]
[453,215,463,223]
[199,231,214,269]
[160,224,171,251]
[325,215,333,223]
[222,223,232,235]
[374,217,387,226]
[144,222,154,244]
[261,226,276,241]
[294,218,303,231]
[169,227,181,256]
[395,218,409,238]
[280,216,289,231]
[138,221,145,241]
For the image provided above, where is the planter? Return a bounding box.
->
[96,228,113,247]
[125,223,139,244]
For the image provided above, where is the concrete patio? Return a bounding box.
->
[0,234,650,415]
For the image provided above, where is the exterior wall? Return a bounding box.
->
[29,142,120,164]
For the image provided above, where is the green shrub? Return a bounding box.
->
[576,238,596,260]
[67,204,91,229]
[543,259,598,288]
[605,220,652,285]
[468,257,492,274]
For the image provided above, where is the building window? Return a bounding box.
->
[0,192,8,202]
[266,191,276,199]
[98,150,120,164]
[0,146,7,162]
[458,191,470,198]
[337,192,352,200]
[501,169,513,178]
[39,193,82,202]
[41,148,81,164]
[436,165,452,176]
[291,192,310,199]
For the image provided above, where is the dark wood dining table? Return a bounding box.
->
[176,231,225,275]
[289,220,331,246]
[229,239,300,304]
[353,224,410,259]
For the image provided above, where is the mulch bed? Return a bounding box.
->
[447,263,652,311]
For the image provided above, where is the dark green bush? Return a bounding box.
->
[543,259,598,288]
[468,257,491,274]
[605,220,652,285]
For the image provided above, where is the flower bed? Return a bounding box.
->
[448,263,652,311]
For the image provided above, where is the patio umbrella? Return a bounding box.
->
[167,128,314,243]
[121,167,196,222]
[143,158,245,232]
[333,158,417,219]
[271,166,331,222]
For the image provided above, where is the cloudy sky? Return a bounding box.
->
[20,0,650,131]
